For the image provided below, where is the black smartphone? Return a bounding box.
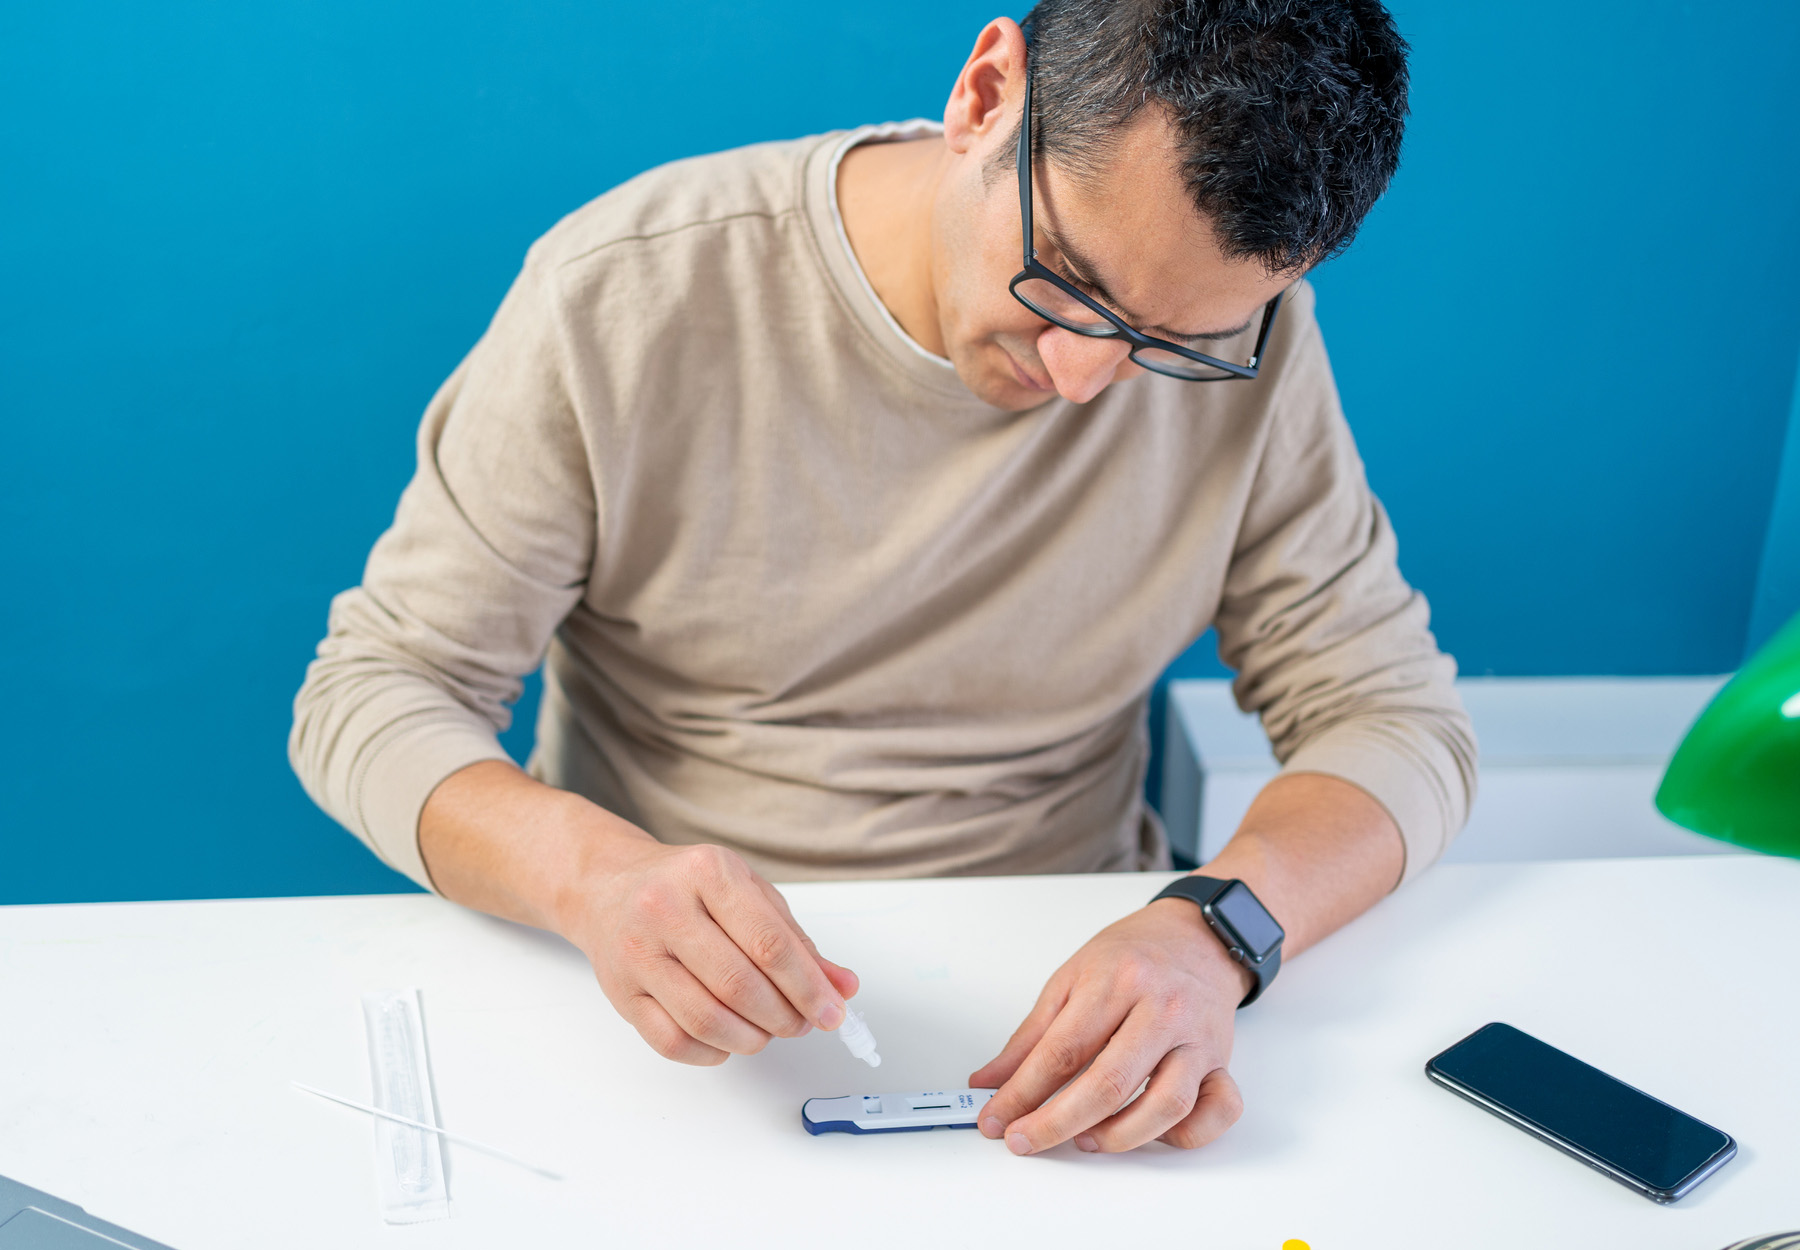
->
[1425,1022,1737,1203]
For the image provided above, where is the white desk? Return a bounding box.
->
[2,857,1796,1249]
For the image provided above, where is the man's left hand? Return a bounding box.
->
[968,897,1254,1154]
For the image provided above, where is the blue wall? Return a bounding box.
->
[1747,357,1800,653]
[4,2,1797,904]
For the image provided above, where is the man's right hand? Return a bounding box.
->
[569,839,858,1064]
[419,760,857,1066]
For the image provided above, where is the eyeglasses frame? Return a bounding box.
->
[1007,70,1284,382]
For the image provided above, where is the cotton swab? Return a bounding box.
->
[292,1080,565,1181]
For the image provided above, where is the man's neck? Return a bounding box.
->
[835,133,947,357]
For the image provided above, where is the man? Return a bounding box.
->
[292,0,1475,1157]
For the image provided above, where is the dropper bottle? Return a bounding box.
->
[836,1006,881,1067]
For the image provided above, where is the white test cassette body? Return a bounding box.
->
[802,1089,997,1135]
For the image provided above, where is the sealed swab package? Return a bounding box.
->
[361,989,450,1223]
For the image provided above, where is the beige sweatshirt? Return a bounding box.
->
[290,124,1476,893]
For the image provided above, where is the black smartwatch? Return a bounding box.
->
[1151,875,1285,1007]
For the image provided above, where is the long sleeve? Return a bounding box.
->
[1211,318,1478,885]
[289,248,596,890]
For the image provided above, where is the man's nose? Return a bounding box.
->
[1036,326,1136,404]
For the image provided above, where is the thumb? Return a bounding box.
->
[816,956,859,1000]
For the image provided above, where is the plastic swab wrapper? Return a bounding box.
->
[837,1005,881,1067]
[362,988,450,1224]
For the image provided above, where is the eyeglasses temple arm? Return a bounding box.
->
[1248,289,1285,367]
[1017,72,1034,267]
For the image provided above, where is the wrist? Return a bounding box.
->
[1149,897,1258,1002]
[543,795,662,940]
[419,759,659,940]
[1148,874,1285,1006]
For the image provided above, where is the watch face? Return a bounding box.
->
[1210,881,1284,960]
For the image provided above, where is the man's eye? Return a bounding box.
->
[1070,278,1123,315]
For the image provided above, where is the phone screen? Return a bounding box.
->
[1426,1022,1735,1199]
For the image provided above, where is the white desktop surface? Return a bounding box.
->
[2,857,1795,1249]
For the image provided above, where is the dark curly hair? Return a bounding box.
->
[1006,0,1410,273]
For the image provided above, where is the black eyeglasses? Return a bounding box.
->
[1008,72,1284,382]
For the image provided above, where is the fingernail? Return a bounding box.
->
[980,1116,1003,1138]
[1005,1132,1032,1156]
[1075,1134,1098,1152]
[818,1001,844,1030]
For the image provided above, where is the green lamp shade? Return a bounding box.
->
[1655,610,1800,857]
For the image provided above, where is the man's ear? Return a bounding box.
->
[943,17,1026,156]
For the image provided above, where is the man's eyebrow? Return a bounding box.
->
[1040,224,1255,342]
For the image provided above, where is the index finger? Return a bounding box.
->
[698,858,847,1030]
[978,986,1131,1143]
[1003,1009,1170,1154]
[753,876,860,1000]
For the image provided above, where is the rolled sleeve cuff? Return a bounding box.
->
[1280,720,1473,887]
[350,712,514,893]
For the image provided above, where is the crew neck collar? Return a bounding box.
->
[804,120,985,405]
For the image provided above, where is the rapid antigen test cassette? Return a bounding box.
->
[802,1089,997,1135]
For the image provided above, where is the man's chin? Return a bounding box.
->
[949,342,1058,412]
